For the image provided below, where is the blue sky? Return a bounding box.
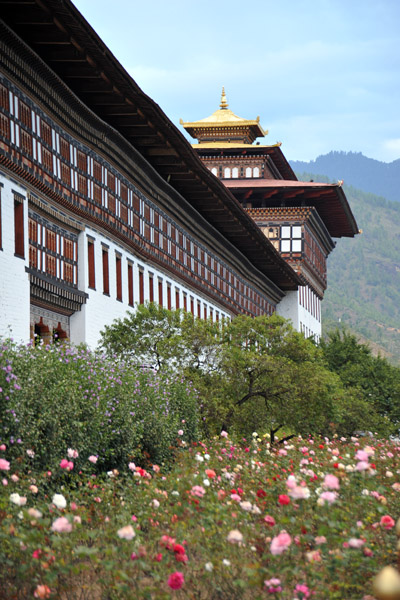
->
[73,0,400,163]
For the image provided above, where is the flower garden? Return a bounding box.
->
[1,428,400,598]
[1,321,400,599]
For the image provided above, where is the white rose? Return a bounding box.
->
[52,493,67,509]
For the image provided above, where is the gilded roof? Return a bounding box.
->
[181,88,267,138]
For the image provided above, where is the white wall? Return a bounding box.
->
[0,173,30,343]
[71,226,233,348]
[277,286,321,341]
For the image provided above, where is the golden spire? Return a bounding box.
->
[220,87,228,109]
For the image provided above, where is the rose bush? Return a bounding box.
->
[0,431,399,599]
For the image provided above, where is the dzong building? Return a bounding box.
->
[0,1,358,347]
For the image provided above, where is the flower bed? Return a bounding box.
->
[0,432,399,599]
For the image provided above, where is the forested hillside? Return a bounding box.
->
[296,172,400,363]
[291,152,400,203]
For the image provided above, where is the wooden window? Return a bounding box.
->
[139,269,144,304]
[175,289,180,309]
[60,137,70,160]
[0,113,9,139]
[203,305,207,320]
[42,147,53,172]
[183,293,187,312]
[19,101,31,128]
[0,83,9,110]
[197,301,201,319]
[116,254,122,301]
[64,239,74,260]
[149,274,154,303]
[190,297,194,315]
[127,263,134,306]
[120,204,128,222]
[14,197,24,258]
[93,160,102,181]
[77,150,87,172]
[29,245,37,269]
[20,130,32,155]
[41,120,52,147]
[46,254,56,277]
[88,239,95,289]
[78,174,86,195]
[93,183,102,204]
[158,278,163,307]
[108,194,116,214]
[61,162,70,185]
[102,248,109,295]
[46,230,56,252]
[167,284,171,310]
[108,171,115,192]
[64,262,74,284]
[120,182,128,202]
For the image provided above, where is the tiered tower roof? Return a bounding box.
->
[181,88,267,145]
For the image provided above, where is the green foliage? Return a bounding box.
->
[100,309,392,439]
[0,339,199,473]
[321,329,400,432]
[99,302,184,369]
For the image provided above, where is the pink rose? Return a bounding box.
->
[51,516,72,533]
[319,491,338,504]
[60,459,73,471]
[167,571,184,590]
[67,448,79,459]
[323,474,340,490]
[380,515,395,529]
[0,458,10,471]
[88,455,98,464]
[270,531,292,555]
[355,450,369,461]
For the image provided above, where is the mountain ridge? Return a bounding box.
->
[293,168,400,364]
[290,151,400,203]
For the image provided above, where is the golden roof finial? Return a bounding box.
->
[220,87,228,109]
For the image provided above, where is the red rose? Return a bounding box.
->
[278,494,290,505]
[167,572,184,590]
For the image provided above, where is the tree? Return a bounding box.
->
[100,308,392,440]
[99,302,184,370]
[320,329,400,432]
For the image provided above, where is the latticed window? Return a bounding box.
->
[0,83,9,110]
[281,226,302,253]
[60,137,70,160]
[46,254,56,277]
[77,150,87,172]
[19,101,31,128]
[64,263,74,284]
[20,129,32,155]
[0,114,10,138]
[42,147,53,172]
[41,120,52,147]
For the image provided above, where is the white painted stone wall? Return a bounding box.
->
[277,286,321,342]
[0,172,30,343]
[71,225,233,348]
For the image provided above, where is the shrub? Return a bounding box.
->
[0,340,199,473]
